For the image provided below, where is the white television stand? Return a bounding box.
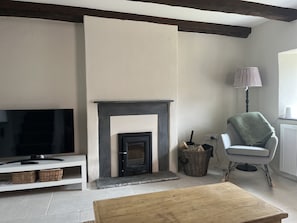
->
[0,155,87,192]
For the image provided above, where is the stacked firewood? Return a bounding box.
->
[182,141,205,152]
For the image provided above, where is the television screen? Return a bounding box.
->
[0,109,74,158]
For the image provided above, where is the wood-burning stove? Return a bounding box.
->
[118,132,152,177]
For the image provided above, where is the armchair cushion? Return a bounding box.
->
[226,145,269,157]
[227,112,274,146]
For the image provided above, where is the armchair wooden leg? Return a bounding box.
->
[224,161,233,181]
[264,164,273,187]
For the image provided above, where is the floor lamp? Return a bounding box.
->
[233,67,262,171]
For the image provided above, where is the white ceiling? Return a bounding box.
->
[13,0,297,27]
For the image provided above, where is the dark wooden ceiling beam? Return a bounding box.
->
[0,0,251,38]
[128,0,297,22]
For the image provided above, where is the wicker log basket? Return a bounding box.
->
[179,143,213,177]
[39,169,63,182]
[12,171,36,184]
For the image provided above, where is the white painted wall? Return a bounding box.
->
[177,32,246,143]
[246,20,297,170]
[246,20,297,122]
[0,17,87,154]
[4,15,295,182]
[84,16,178,182]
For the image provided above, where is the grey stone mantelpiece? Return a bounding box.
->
[95,100,173,178]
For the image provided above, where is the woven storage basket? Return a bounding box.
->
[39,169,63,182]
[12,171,36,184]
[180,145,213,177]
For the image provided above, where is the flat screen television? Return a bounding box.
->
[0,109,74,162]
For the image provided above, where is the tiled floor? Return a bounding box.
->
[0,167,297,223]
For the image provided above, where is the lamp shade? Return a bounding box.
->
[234,67,262,88]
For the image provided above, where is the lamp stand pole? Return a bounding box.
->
[236,86,257,172]
[245,87,249,112]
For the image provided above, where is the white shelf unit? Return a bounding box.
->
[0,155,87,192]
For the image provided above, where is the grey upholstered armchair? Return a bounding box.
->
[221,112,278,187]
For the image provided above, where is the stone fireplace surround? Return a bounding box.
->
[95,100,173,178]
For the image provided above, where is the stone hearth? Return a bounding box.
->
[96,171,179,189]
